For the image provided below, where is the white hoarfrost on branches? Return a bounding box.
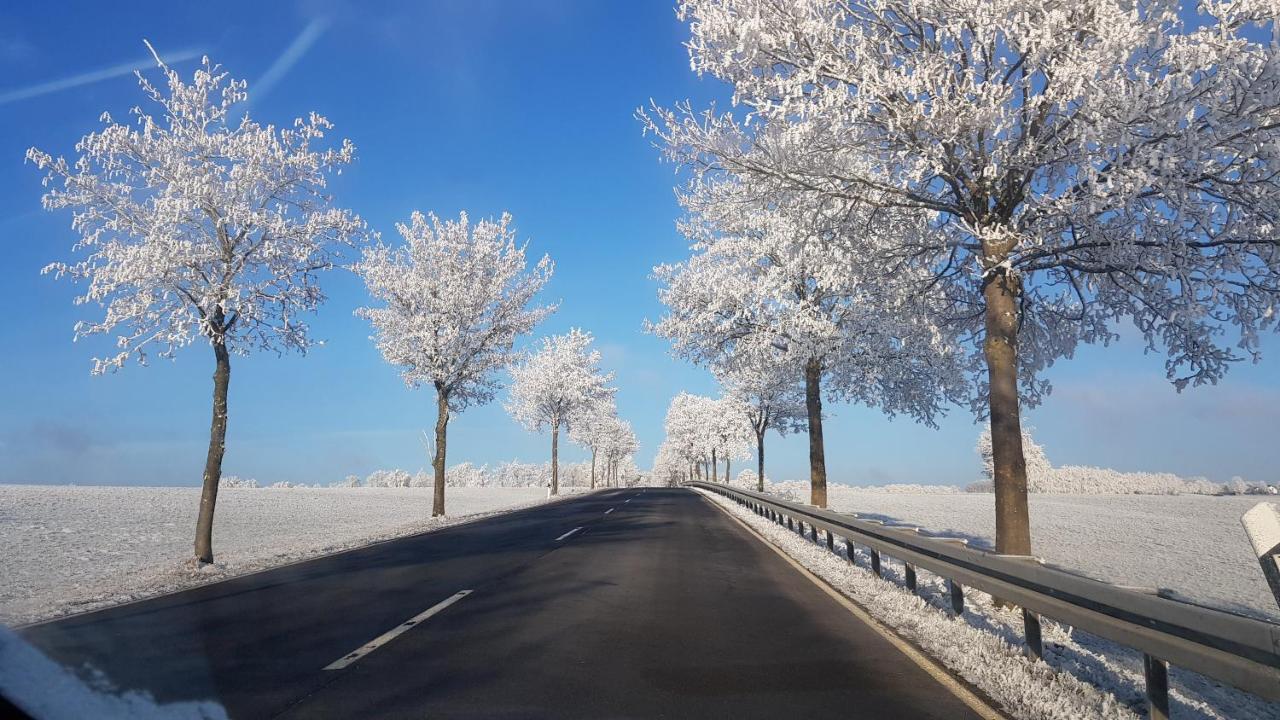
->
[355,210,555,516]
[27,44,366,564]
[659,391,752,483]
[656,0,1280,397]
[355,211,554,409]
[28,45,365,373]
[648,171,968,506]
[647,0,1280,554]
[720,347,807,491]
[506,329,616,494]
[570,401,640,489]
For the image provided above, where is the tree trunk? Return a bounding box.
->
[725,457,731,485]
[804,357,828,508]
[194,338,231,564]
[432,385,449,517]
[711,448,718,482]
[756,428,766,492]
[984,267,1032,555]
[590,448,597,490]
[550,419,560,495]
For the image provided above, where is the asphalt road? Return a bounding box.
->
[19,488,991,719]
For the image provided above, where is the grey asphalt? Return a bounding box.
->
[18,488,990,719]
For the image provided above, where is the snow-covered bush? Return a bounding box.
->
[365,469,412,488]
[843,483,964,494]
[976,426,1051,489]
[733,468,762,490]
[218,476,258,489]
[969,427,1238,495]
[1222,477,1278,495]
[341,475,362,488]
[445,463,488,488]
[410,470,431,488]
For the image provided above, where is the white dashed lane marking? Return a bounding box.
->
[555,527,583,542]
[324,590,472,671]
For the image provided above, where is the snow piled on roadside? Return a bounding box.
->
[697,489,1278,720]
[0,485,555,626]
[0,626,226,719]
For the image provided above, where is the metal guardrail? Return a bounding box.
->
[690,481,1280,718]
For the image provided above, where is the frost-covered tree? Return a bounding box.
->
[662,392,721,481]
[719,348,806,492]
[708,394,754,485]
[506,329,616,494]
[650,179,965,506]
[569,397,619,489]
[355,211,554,516]
[651,0,1280,554]
[599,418,639,487]
[28,46,365,564]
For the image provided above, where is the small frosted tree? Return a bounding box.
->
[27,46,365,564]
[355,211,554,516]
[709,394,754,485]
[568,397,619,489]
[506,329,615,495]
[720,350,806,492]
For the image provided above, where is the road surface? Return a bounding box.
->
[19,488,993,718]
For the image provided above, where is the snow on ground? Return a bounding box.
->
[697,489,1278,720]
[0,485,557,626]
[815,487,1278,622]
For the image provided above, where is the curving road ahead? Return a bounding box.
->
[18,488,995,719]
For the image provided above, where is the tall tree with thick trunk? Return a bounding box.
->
[803,358,828,508]
[507,329,615,494]
[30,46,365,564]
[649,0,1280,553]
[355,210,554,516]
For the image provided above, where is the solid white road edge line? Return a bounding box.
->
[605,508,615,514]
[324,590,473,671]
[555,527,583,542]
[696,492,1006,720]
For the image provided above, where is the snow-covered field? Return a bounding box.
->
[813,487,1278,622]
[0,485,555,626]
[698,489,1278,720]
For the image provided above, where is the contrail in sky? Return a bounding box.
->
[0,48,203,106]
[250,17,331,103]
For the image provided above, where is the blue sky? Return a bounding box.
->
[1,1,1277,487]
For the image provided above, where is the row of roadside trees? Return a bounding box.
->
[643,0,1280,557]
[28,46,636,565]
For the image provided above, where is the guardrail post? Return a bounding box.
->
[870,548,882,578]
[809,524,817,542]
[905,564,917,592]
[787,517,794,531]
[844,539,855,563]
[1144,654,1170,720]
[1023,608,1043,661]
[948,579,964,616]
[826,530,834,551]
